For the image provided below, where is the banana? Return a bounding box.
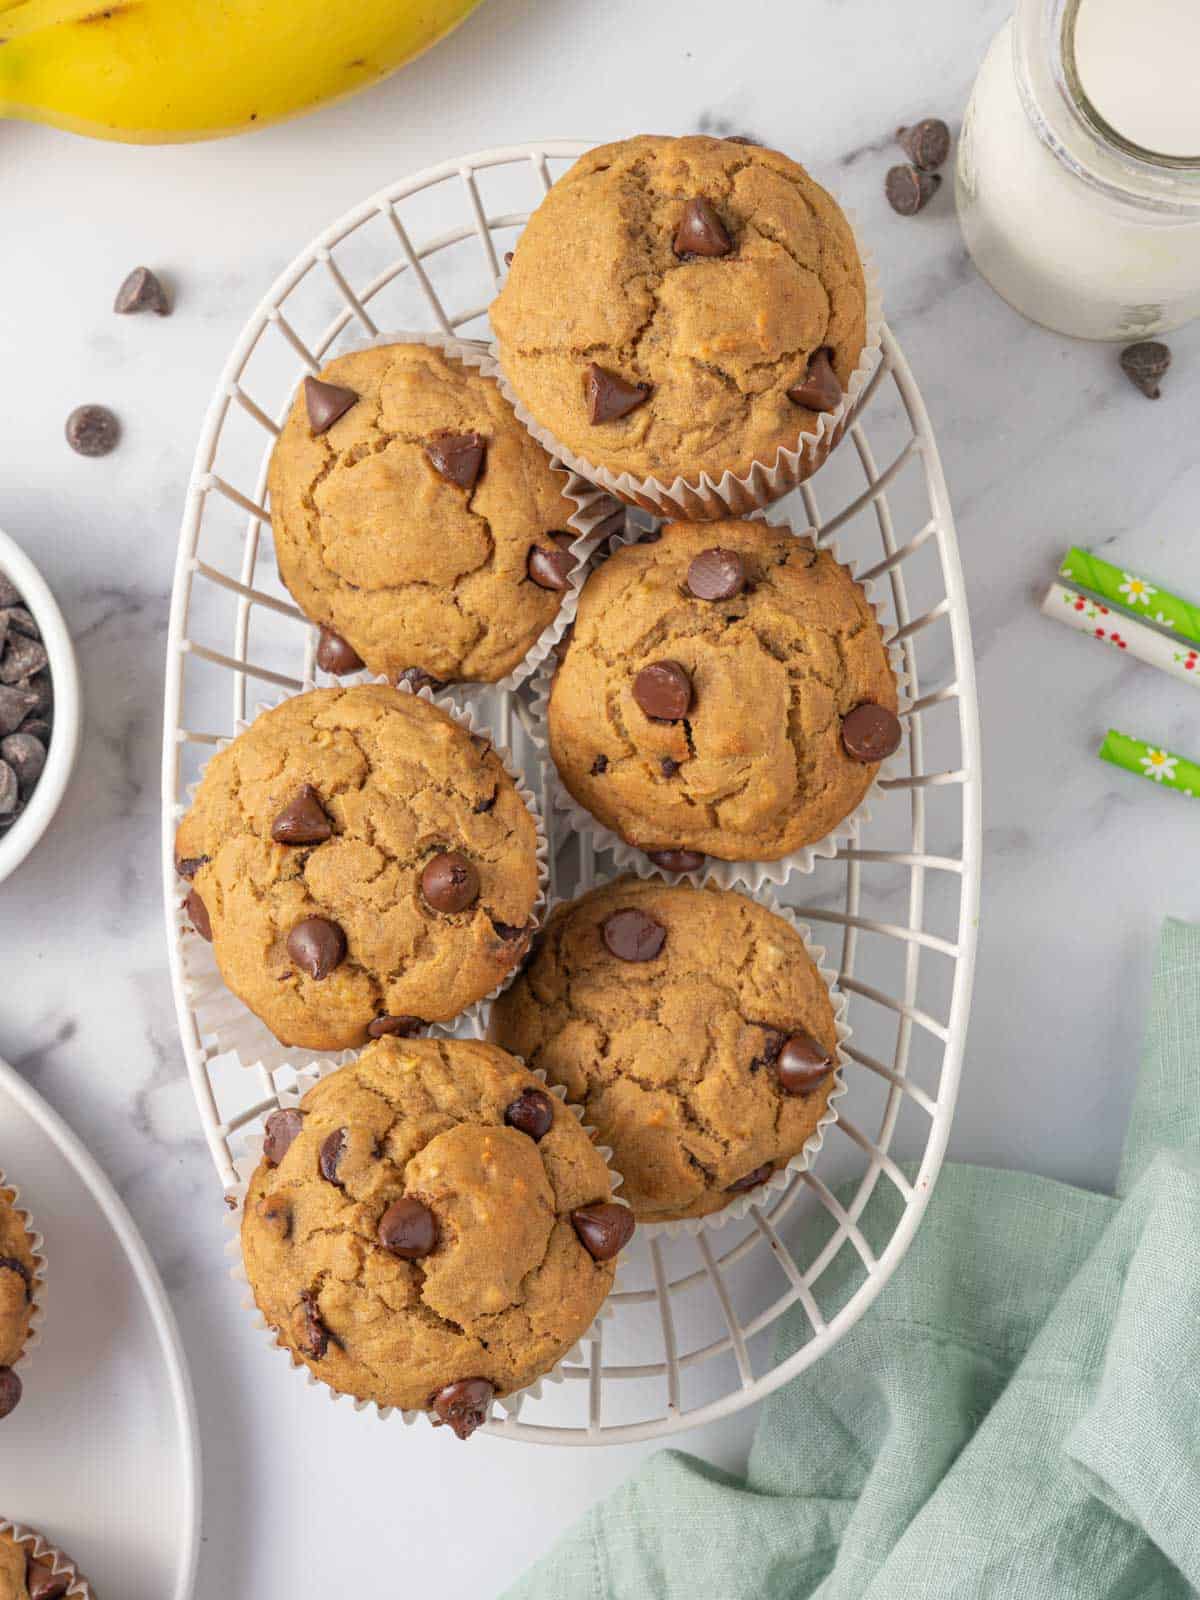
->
[0,0,485,143]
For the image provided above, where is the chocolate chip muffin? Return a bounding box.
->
[0,1184,39,1422]
[0,1523,89,1598]
[491,134,867,492]
[547,520,900,865]
[241,1038,632,1435]
[174,685,542,1052]
[492,878,841,1224]
[267,339,584,686]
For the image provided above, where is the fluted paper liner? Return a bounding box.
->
[177,681,550,1076]
[223,1056,626,1432]
[0,1168,46,1381]
[0,1521,93,1598]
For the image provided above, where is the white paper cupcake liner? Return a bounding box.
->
[0,1169,46,1381]
[279,328,626,695]
[222,1055,626,1432]
[522,510,910,892]
[176,681,550,1077]
[0,1521,92,1598]
[486,214,882,521]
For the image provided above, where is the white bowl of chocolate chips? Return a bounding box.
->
[0,528,82,887]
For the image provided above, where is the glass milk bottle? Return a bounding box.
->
[956,0,1200,340]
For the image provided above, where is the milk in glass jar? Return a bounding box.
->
[957,0,1200,340]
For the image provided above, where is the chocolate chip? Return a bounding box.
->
[776,1032,833,1096]
[0,763,16,818]
[0,1256,32,1299]
[174,851,208,881]
[262,1108,304,1166]
[504,1087,555,1141]
[0,575,19,610]
[590,753,609,776]
[425,432,486,491]
[367,1014,424,1039]
[0,686,38,738]
[429,1377,494,1439]
[787,348,842,414]
[602,908,667,962]
[473,787,497,815]
[315,626,364,676]
[0,1366,20,1420]
[673,197,733,258]
[1,733,45,796]
[319,1127,348,1184]
[632,660,692,722]
[527,543,574,591]
[2,606,39,639]
[1120,340,1171,400]
[185,888,212,941]
[491,917,531,948]
[659,758,679,778]
[66,403,119,456]
[421,851,480,914]
[296,1289,329,1359]
[504,250,514,266]
[751,1026,786,1070]
[841,702,902,763]
[20,718,51,745]
[727,1162,773,1194]
[271,783,332,845]
[645,848,705,873]
[886,164,941,215]
[896,118,952,171]
[257,1193,292,1240]
[0,633,48,684]
[726,134,761,146]
[24,1558,68,1600]
[286,916,346,979]
[571,1202,635,1261]
[584,362,652,424]
[304,376,358,434]
[114,265,170,315]
[398,666,444,693]
[687,547,745,600]
[377,1196,438,1258]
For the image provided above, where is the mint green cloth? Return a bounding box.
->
[508,919,1200,1600]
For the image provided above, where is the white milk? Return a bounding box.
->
[1073,0,1200,159]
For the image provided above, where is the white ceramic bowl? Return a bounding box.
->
[0,527,83,887]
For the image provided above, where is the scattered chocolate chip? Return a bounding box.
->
[632,660,692,722]
[0,687,38,738]
[787,347,843,414]
[1120,340,1171,400]
[590,753,609,776]
[271,783,332,845]
[896,118,951,171]
[262,1107,304,1166]
[673,197,733,258]
[0,1366,20,1420]
[257,1193,292,1240]
[319,1127,348,1185]
[398,666,444,693]
[0,1256,32,1299]
[584,362,652,425]
[602,908,667,962]
[687,547,745,600]
[377,1196,438,1258]
[286,916,346,979]
[174,851,209,881]
[571,1202,636,1261]
[504,1087,555,1141]
[421,851,480,914]
[0,633,48,684]
[296,1290,329,1359]
[527,543,575,591]
[315,626,364,676]
[727,1162,773,1194]
[185,888,212,942]
[776,1032,833,1096]
[65,403,119,457]
[114,265,170,315]
[425,431,486,492]
[659,757,679,778]
[504,250,514,266]
[841,702,902,763]
[367,1013,424,1038]
[304,376,358,434]
[429,1377,494,1439]
[0,764,16,819]
[885,164,941,215]
[24,1558,68,1600]
[645,848,705,873]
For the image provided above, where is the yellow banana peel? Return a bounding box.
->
[0,0,485,143]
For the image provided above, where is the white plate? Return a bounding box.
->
[0,1054,200,1598]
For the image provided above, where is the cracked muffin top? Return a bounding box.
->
[0,1525,83,1599]
[491,878,841,1223]
[241,1037,630,1431]
[267,340,584,686]
[174,685,541,1052]
[0,1186,37,1414]
[490,134,867,487]
[547,521,900,864]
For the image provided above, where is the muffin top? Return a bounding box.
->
[0,1527,77,1600]
[267,341,584,686]
[492,878,841,1223]
[490,134,867,486]
[174,686,541,1051]
[548,521,900,863]
[241,1038,628,1430]
[0,1187,36,1372]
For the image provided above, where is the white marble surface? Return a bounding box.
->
[2,0,1199,1592]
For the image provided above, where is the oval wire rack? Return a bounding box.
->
[161,141,981,1446]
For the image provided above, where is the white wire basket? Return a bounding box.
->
[161,141,981,1446]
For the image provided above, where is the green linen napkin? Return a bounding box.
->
[507,919,1200,1600]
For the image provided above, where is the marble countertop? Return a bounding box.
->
[2,0,1198,1591]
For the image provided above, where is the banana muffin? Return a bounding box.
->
[174,685,541,1051]
[0,1183,39,1421]
[547,520,900,865]
[492,878,841,1223]
[0,1521,87,1598]
[491,134,867,492]
[267,340,584,686]
[241,1038,632,1435]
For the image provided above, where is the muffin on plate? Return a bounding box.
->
[491,878,842,1224]
[267,339,586,687]
[174,685,542,1051]
[0,1179,41,1420]
[0,1519,92,1598]
[546,520,900,866]
[241,1037,632,1436]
